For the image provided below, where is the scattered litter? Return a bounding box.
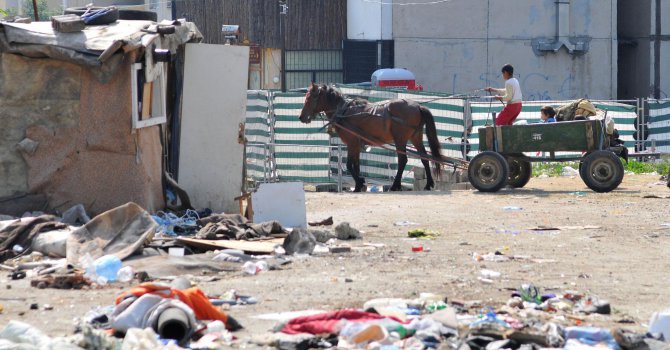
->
[510,195,534,199]
[282,228,316,255]
[643,194,670,199]
[308,216,334,226]
[407,229,440,239]
[529,225,601,231]
[178,236,283,254]
[561,166,579,176]
[329,246,351,254]
[503,206,523,211]
[363,243,385,248]
[394,221,419,226]
[168,247,185,257]
[242,260,269,275]
[472,252,509,262]
[479,269,501,279]
[334,222,361,240]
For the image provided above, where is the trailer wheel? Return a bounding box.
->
[468,151,509,192]
[581,150,624,192]
[507,158,532,188]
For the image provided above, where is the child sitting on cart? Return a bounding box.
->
[540,106,556,123]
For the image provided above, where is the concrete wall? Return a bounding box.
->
[393,0,618,100]
[178,43,249,214]
[0,52,164,214]
[347,0,392,40]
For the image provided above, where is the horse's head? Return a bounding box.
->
[299,83,324,124]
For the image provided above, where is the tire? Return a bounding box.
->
[507,158,532,188]
[468,151,509,192]
[64,7,119,25]
[580,150,624,193]
[118,9,157,21]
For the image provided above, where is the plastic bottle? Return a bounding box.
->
[117,266,135,283]
[480,269,501,279]
[94,255,122,283]
[205,320,226,334]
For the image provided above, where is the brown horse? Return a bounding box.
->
[298,83,443,192]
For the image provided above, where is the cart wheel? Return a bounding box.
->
[507,158,532,188]
[468,151,509,192]
[581,150,624,192]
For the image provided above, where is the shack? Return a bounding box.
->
[0,18,202,216]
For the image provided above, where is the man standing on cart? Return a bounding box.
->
[485,64,523,126]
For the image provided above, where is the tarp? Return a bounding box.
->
[66,202,157,263]
[0,19,202,67]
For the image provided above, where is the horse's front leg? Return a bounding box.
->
[353,157,366,192]
[347,155,365,192]
[390,145,408,191]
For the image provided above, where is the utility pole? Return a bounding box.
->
[279,0,287,92]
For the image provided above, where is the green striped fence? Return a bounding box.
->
[468,100,638,159]
[647,99,670,152]
[245,90,272,181]
[271,92,334,183]
[246,90,643,187]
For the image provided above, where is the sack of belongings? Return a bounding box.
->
[555,99,598,122]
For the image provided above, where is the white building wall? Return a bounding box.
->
[347,0,391,40]
[393,0,618,100]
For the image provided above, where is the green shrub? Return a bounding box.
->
[532,160,669,177]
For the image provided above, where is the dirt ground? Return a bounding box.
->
[1,174,670,345]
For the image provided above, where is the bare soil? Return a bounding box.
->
[2,174,670,344]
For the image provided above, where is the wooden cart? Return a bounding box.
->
[469,119,626,193]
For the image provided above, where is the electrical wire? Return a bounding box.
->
[361,0,454,5]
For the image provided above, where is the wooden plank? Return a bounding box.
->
[585,121,594,150]
[142,82,153,119]
[177,237,284,254]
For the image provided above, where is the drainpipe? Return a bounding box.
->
[653,0,661,99]
[532,0,590,56]
[557,0,570,43]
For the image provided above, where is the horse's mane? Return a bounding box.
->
[320,84,369,107]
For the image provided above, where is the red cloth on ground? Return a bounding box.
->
[115,283,228,325]
[280,309,405,335]
[496,102,522,125]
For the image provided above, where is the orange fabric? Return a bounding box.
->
[115,283,228,324]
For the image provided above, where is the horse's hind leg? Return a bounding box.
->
[411,134,434,190]
[390,144,408,191]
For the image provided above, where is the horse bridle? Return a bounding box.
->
[304,86,323,122]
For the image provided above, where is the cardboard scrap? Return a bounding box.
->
[529,225,601,231]
[177,237,284,254]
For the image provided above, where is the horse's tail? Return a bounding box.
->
[420,105,442,176]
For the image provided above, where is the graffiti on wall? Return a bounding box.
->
[453,72,588,100]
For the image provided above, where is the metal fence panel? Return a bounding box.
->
[647,99,670,153]
[245,91,645,188]
[245,90,272,180]
[272,92,334,183]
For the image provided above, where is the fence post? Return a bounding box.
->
[263,144,268,182]
[337,144,343,193]
[652,139,656,153]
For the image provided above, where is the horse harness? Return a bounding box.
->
[330,98,424,138]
